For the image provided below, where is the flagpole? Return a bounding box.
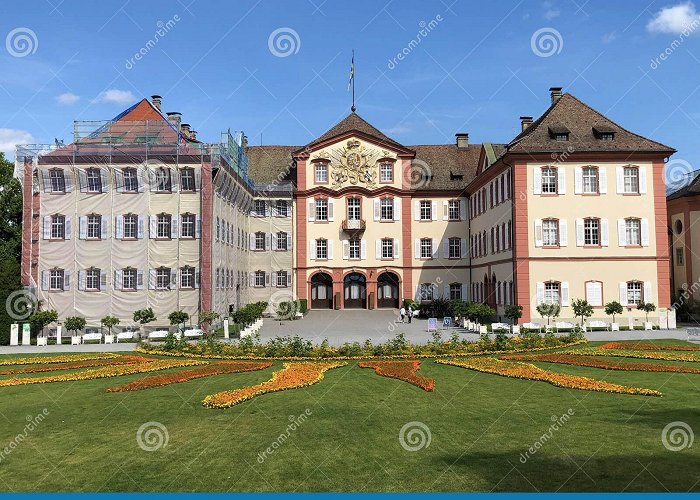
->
[351,49,356,113]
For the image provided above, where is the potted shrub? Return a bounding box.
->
[571,299,593,330]
[133,308,156,341]
[536,303,560,326]
[638,302,657,330]
[504,304,523,326]
[604,301,623,331]
[168,310,190,337]
[64,316,86,343]
[100,315,119,343]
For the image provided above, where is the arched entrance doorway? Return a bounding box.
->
[310,272,333,309]
[344,272,367,309]
[377,272,400,309]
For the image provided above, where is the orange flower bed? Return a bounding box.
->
[107,361,272,392]
[0,359,205,387]
[568,348,700,362]
[358,360,435,391]
[436,357,661,396]
[500,353,700,374]
[0,353,119,366]
[0,356,154,376]
[601,342,700,352]
[202,361,346,408]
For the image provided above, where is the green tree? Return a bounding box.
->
[168,310,189,330]
[536,303,561,325]
[100,315,120,336]
[198,310,219,338]
[29,309,58,337]
[504,304,523,325]
[64,316,86,336]
[0,152,23,344]
[638,302,657,323]
[133,308,156,339]
[571,299,593,327]
[466,303,495,323]
[604,301,624,324]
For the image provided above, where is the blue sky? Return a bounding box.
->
[2,0,700,186]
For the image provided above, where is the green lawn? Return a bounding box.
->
[0,342,698,492]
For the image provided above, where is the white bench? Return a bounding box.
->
[511,325,521,334]
[522,322,542,332]
[611,323,620,331]
[183,328,203,339]
[37,337,47,346]
[82,333,102,344]
[688,328,700,343]
[555,322,576,332]
[71,335,81,345]
[587,320,609,331]
[117,331,136,342]
[104,334,114,344]
[148,330,170,341]
[644,322,654,331]
[491,322,510,332]
[479,325,488,334]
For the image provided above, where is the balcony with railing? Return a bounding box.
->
[342,219,366,234]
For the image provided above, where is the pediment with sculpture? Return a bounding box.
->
[311,137,397,190]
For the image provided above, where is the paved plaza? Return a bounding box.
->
[0,311,694,353]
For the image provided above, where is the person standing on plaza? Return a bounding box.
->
[399,306,406,323]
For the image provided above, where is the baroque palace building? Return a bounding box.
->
[18,87,674,329]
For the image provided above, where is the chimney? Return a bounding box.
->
[166,111,181,128]
[549,87,563,105]
[180,123,191,137]
[520,116,533,132]
[151,95,162,111]
[455,133,469,148]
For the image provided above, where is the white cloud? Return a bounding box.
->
[602,31,618,43]
[91,89,136,105]
[0,128,34,158]
[384,125,411,135]
[647,1,700,34]
[56,92,80,105]
[544,8,560,20]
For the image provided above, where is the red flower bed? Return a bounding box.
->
[107,361,272,392]
[601,342,700,352]
[0,356,154,376]
[500,353,700,374]
[358,360,435,391]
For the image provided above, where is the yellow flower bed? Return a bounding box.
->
[567,348,700,363]
[0,353,120,366]
[436,357,661,396]
[0,359,206,387]
[202,361,347,409]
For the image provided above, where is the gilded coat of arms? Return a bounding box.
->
[329,139,378,188]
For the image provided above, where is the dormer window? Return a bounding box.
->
[593,126,615,141]
[548,125,570,142]
[450,171,464,181]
